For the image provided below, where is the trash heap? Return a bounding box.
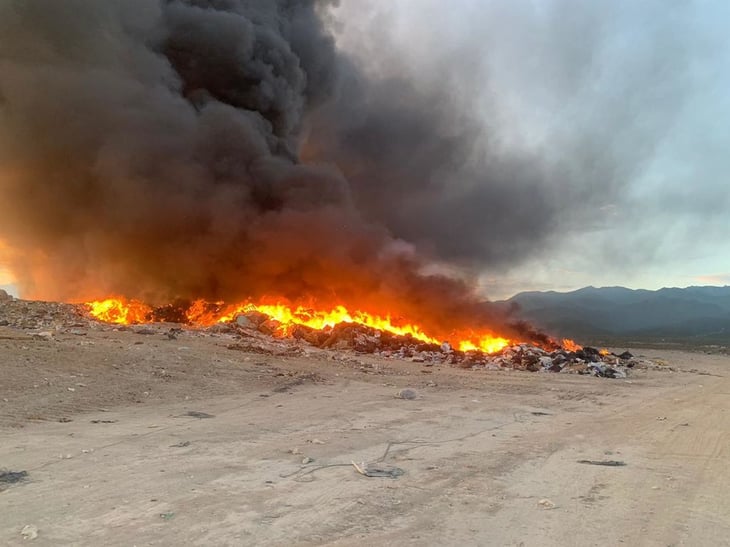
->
[0,291,646,378]
[229,312,641,378]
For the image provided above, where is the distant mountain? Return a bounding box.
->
[503,285,730,345]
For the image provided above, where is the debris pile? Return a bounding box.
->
[0,292,650,378]
[217,311,643,378]
[0,290,87,330]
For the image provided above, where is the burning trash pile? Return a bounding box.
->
[224,310,639,378]
[0,290,650,379]
[80,297,643,378]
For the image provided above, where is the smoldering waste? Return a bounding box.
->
[0,290,655,379]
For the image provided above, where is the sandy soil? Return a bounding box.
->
[0,325,728,546]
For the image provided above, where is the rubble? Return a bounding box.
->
[223,317,645,378]
[0,295,653,379]
[0,297,88,330]
[247,317,645,377]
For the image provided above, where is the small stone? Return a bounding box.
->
[395,388,418,400]
[20,524,38,540]
[235,315,255,328]
[302,457,314,464]
[538,499,556,509]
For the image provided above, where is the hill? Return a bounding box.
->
[504,285,730,346]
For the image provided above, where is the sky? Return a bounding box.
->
[0,0,729,302]
[331,0,730,299]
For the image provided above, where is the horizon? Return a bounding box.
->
[4,282,730,304]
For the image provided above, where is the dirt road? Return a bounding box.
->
[1,327,728,546]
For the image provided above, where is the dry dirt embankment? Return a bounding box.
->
[0,322,728,546]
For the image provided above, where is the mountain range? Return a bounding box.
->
[503,285,730,346]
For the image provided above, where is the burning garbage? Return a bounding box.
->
[0,290,654,379]
[79,297,642,379]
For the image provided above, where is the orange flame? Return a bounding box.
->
[86,297,512,353]
[561,338,581,352]
[86,297,152,324]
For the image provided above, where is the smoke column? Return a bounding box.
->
[0,0,696,334]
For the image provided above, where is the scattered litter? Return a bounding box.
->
[537,499,556,509]
[531,411,550,416]
[289,447,302,455]
[183,411,215,419]
[90,419,117,424]
[0,469,28,484]
[307,438,326,445]
[656,416,667,421]
[395,388,418,400]
[352,461,405,479]
[58,417,73,423]
[20,524,38,540]
[159,512,175,520]
[577,460,626,467]
[301,457,314,464]
[170,441,191,448]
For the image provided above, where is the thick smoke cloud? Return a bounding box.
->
[0,0,703,334]
[0,0,512,336]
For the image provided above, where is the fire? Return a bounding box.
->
[458,337,512,355]
[86,297,512,353]
[561,338,582,352]
[86,297,152,324]
[599,348,610,356]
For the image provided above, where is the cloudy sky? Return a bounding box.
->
[331,0,730,298]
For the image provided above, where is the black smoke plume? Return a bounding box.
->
[0,0,695,337]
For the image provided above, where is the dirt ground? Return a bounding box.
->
[1,323,729,546]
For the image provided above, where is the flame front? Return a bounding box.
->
[86,298,152,324]
[561,338,581,352]
[86,297,512,353]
